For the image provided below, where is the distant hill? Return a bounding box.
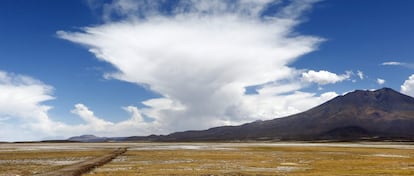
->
[68,134,125,142]
[68,135,108,142]
[71,88,414,142]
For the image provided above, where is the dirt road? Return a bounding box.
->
[36,147,127,176]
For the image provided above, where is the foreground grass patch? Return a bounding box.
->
[0,144,113,176]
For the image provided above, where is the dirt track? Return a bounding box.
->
[35,147,127,176]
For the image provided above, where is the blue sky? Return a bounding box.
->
[0,0,414,141]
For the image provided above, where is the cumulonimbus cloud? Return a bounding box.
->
[58,0,341,134]
[0,1,355,141]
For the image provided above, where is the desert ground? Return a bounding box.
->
[1,142,414,176]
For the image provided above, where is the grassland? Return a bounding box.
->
[86,143,414,176]
[1,143,414,176]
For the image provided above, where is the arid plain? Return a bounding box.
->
[1,142,414,176]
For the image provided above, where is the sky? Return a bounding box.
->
[1,0,414,141]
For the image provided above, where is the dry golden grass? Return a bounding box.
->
[86,144,414,176]
[0,147,111,176]
[2,143,414,176]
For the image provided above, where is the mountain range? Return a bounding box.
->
[69,88,414,142]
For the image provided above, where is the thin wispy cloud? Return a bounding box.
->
[381,61,404,66]
[357,70,364,80]
[381,61,414,68]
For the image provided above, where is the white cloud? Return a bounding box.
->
[0,71,58,141]
[66,104,159,137]
[401,74,414,97]
[357,70,364,80]
[301,70,351,85]
[381,61,414,68]
[56,0,340,134]
[377,78,386,85]
[381,61,403,66]
[0,70,159,141]
[71,104,114,131]
[240,90,338,121]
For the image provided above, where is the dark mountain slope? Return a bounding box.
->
[152,88,414,141]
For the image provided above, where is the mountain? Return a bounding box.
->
[70,88,414,142]
[130,87,414,141]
